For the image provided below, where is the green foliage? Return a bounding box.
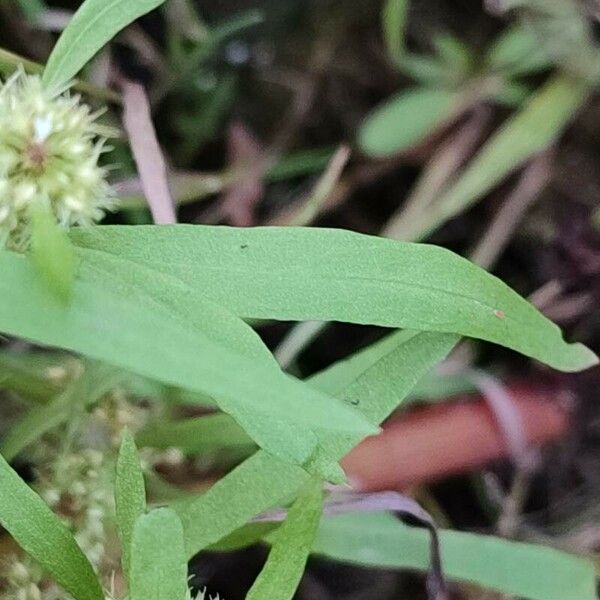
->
[486,24,553,77]
[0,361,124,461]
[137,413,254,456]
[382,0,408,64]
[313,513,597,600]
[246,480,323,600]
[42,0,166,91]
[176,330,459,557]
[358,88,458,156]
[71,226,597,371]
[0,249,376,470]
[0,3,598,600]
[418,74,589,239]
[129,508,188,600]
[0,452,103,600]
[116,430,147,578]
[29,204,75,302]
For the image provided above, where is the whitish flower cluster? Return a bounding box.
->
[0,70,113,251]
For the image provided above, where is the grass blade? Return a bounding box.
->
[415,74,590,240]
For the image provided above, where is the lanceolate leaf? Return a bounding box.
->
[0,453,103,600]
[71,225,597,372]
[42,0,165,92]
[358,87,458,156]
[115,430,147,578]
[176,330,459,558]
[246,479,323,600]
[0,250,376,468]
[129,508,188,600]
[312,512,596,600]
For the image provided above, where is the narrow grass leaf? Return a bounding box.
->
[358,87,458,156]
[246,479,323,600]
[71,225,597,372]
[42,0,165,92]
[129,508,188,600]
[0,453,103,600]
[313,512,596,600]
[29,203,75,302]
[422,74,590,240]
[115,430,147,579]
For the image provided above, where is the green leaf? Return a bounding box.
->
[176,330,459,558]
[29,204,75,302]
[0,250,376,468]
[358,87,458,156]
[0,452,103,600]
[129,508,188,600]
[0,351,67,404]
[246,479,323,600]
[71,226,597,372]
[418,74,590,240]
[0,361,124,461]
[486,25,553,77]
[115,430,147,578]
[137,413,255,456]
[313,512,597,600]
[175,450,310,558]
[42,0,166,92]
[382,0,408,64]
[433,34,473,76]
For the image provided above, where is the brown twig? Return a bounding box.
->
[120,78,176,224]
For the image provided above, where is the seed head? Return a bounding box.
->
[0,70,114,251]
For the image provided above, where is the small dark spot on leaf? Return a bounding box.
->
[494,309,505,319]
[240,244,249,250]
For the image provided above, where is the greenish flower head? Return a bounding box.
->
[0,70,113,251]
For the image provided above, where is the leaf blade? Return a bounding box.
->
[176,330,459,558]
[246,479,323,600]
[42,0,165,91]
[0,453,103,600]
[29,203,75,303]
[71,225,597,372]
[313,512,596,600]
[0,250,376,468]
[358,87,458,156]
[129,508,188,600]
[115,430,147,579]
